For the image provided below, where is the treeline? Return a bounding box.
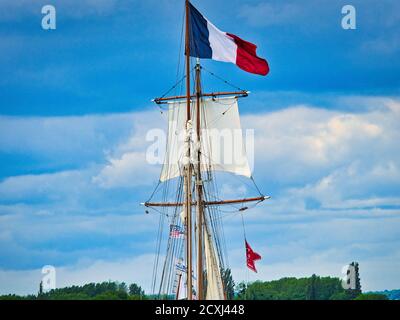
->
[235,275,388,300]
[0,281,146,300]
[0,276,391,300]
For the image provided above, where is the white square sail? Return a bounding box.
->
[160,97,251,182]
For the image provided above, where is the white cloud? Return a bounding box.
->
[1,94,400,293]
[91,110,165,188]
[242,98,400,186]
[93,151,160,188]
[0,109,163,188]
[289,161,400,209]
[0,169,91,202]
[0,113,137,164]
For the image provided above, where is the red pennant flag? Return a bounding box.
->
[245,240,261,273]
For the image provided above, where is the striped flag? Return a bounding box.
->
[188,2,269,76]
[169,224,185,239]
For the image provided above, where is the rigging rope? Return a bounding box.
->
[158,75,187,101]
[148,8,269,295]
[201,66,246,92]
[151,2,187,298]
[240,211,250,300]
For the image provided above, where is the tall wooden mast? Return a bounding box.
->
[184,0,193,300]
[195,58,204,300]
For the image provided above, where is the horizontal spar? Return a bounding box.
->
[153,91,249,104]
[142,195,270,207]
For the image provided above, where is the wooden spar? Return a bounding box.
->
[175,273,182,300]
[205,196,270,205]
[143,196,271,207]
[184,0,193,301]
[153,91,249,104]
[195,59,204,300]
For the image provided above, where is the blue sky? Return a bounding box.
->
[1,0,400,294]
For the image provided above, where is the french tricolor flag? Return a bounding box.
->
[188,2,269,76]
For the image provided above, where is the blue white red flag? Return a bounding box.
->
[188,2,269,76]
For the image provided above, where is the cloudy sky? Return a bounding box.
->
[1,0,399,295]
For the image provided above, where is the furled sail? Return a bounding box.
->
[204,227,225,300]
[160,97,251,182]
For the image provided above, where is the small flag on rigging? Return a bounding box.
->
[245,240,262,273]
[175,259,187,273]
[169,224,185,239]
[175,259,197,280]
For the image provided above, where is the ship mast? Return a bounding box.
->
[195,57,204,300]
[185,0,205,301]
[184,0,193,300]
[145,0,270,300]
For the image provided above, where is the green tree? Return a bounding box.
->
[37,281,44,300]
[306,274,317,300]
[118,282,128,293]
[235,282,247,300]
[236,276,351,300]
[221,268,235,300]
[94,291,128,300]
[354,293,388,300]
[129,283,144,298]
[330,291,351,300]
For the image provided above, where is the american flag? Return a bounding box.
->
[169,224,185,239]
